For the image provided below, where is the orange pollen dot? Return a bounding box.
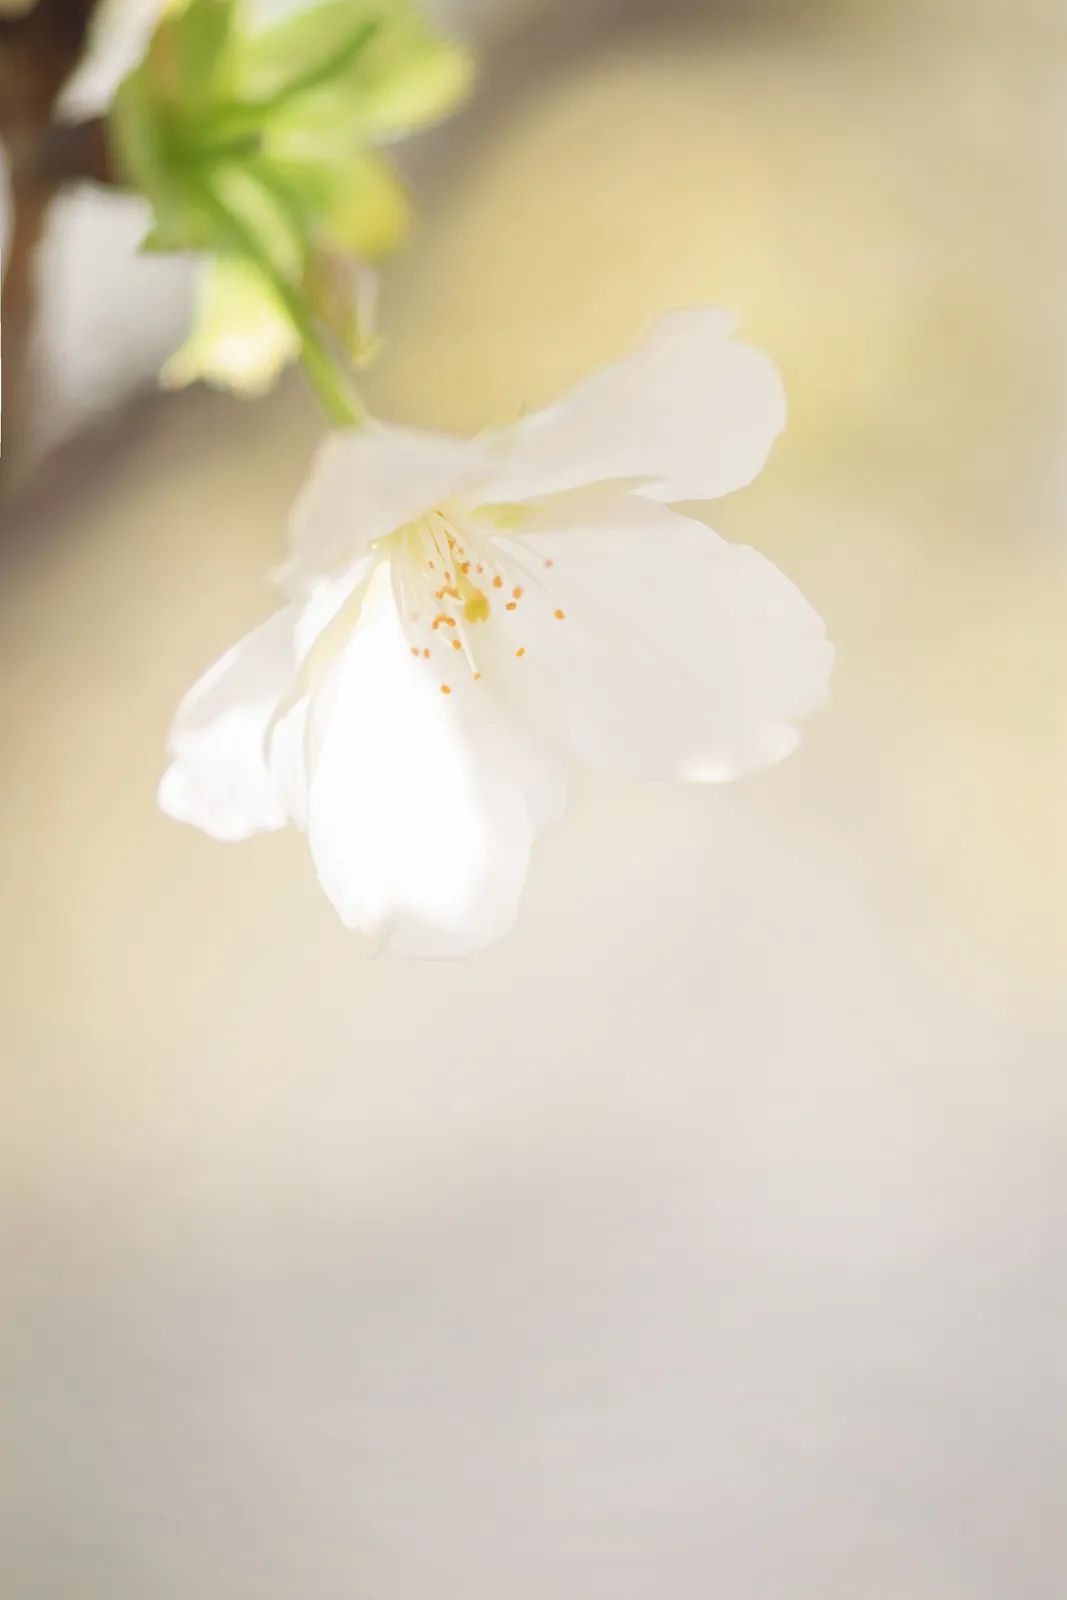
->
[432,614,457,629]
[444,571,452,584]
[428,560,436,570]
[505,601,517,611]
[410,647,419,657]
[459,562,470,575]
[515,646,526,658]
[554,608,566,620]
[440,684,452,695]
[451,638,462,651]
[422,648,430,659]
[544,558,555,569]
[492,576,504,589]
[512,587,523,599]
[476,564,484,574]
[473,672,481,680]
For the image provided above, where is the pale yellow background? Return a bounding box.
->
[3,1,1066,1595]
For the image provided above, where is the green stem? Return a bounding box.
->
[197,181,363,428]
[291,311,363,427]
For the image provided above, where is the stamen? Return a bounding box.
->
[399,503,554,692]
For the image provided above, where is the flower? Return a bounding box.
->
[160,308,834,956]
[110,0,471,400]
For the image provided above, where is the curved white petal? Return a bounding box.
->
[159,605,298,841]
[252,553,384,833]
[487,494,833,783]
[292,553,379,663]
[306,567,563,957]
[267,695,312,832]
[281,424,490,595]
[481,308,786,508]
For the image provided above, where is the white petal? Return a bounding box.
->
[292,554,378,662]
[281,424,490,594]
[306,567,562,957]
[159,606,297,841]
[267,695,312,832]
[482,308,786,507]
[265,554,382,832]
[491,494,833,783]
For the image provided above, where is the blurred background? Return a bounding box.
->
[2,0,1067,1595]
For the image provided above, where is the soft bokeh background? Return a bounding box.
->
[3,0,1067,1595]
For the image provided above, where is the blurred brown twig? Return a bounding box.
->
[0,0,117,485]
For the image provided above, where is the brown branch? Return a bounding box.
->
[0,0,100,112]
[0,0,107,487]
[2,176,55,478]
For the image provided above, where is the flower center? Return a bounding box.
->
[388,508,505,687]
[384,505,566,697]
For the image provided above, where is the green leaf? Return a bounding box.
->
[107,0,474,411]
[235,0,382,105]
[321,148,409,257]
[245,0,473,144]
[270,147,410,259]
[171,0,240,110]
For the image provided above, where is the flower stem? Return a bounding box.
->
[293,319,364,428]
[196,182,364,429]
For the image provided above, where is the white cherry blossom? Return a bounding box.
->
[160,308,834,956]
